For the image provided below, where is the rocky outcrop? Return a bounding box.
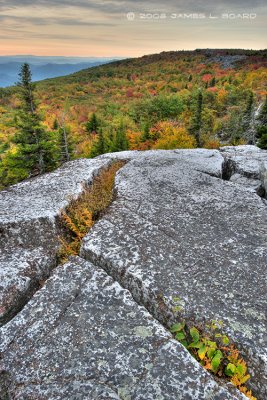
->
[204,53,247,69]
[0,158,113,325]
[81,148,267,397]
[220,145,267,197]
[0,146,266,399]
[0,257,244,400]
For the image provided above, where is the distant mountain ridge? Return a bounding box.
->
[0,56,123,87]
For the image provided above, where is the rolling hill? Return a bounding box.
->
[0,56,122,87]
[0,49,267,187]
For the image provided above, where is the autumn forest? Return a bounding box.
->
[0,49,267,188]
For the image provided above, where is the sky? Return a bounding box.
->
[0,0,266,57]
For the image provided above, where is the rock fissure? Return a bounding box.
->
[0,159,125,327]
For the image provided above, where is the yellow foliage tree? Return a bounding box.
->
[151,121,196,150]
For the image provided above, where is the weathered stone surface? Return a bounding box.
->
[99,148,224,178]
[1,146,266,399]
[81,150,267,397]
[0,257,243,400]
[0,158,112,325]
[220,145,267,196]
[0,147,225,325]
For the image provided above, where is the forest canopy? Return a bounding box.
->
[0,49,267,188]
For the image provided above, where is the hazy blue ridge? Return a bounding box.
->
[0,56,123,87]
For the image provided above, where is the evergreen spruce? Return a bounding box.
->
[86,113,99,134]
[90,129,105,157]
[11,63,57,178]
[243,92,254,130]
[53,118,59,130]
[257,126,267,149]
[210,77,216,87]
[141,122,150,142]
[242,91,256,143]
[190,90,203,147]
[114,122,128,152]
[106,129,116,153]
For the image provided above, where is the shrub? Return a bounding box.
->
[170,320,256,400]
[58,160,125,262]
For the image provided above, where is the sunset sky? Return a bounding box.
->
[0,0,266,57]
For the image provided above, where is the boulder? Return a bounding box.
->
[220,145,267,196]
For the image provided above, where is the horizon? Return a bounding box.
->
[0,55,123,58]
[1,48,267,60]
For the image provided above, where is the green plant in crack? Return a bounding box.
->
[170,319,256,400]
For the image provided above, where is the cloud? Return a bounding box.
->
[0,14,116,27]
[0,1,266,26]
[1,0,266,12]
[0,0,266,56]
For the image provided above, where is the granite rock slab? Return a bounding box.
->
[0,257,243,400]
[81,150,267,397]
[0,158,113,325]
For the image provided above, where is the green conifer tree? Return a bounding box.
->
[90,129,105,157]
[53,118,59,130]
[57,102,73,164]
[106,129,116,153]
[190,90,203,147]
[10,63,57,179]
[257,126,267,149]
[243,92,254,131]
[114,122,128,152]
[86,113,99,134]
[210,77,216,87]
[141,122,150,142]
[241,91,256,144]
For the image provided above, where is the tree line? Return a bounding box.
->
[0,63,266,187]
[0,64,129,186]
